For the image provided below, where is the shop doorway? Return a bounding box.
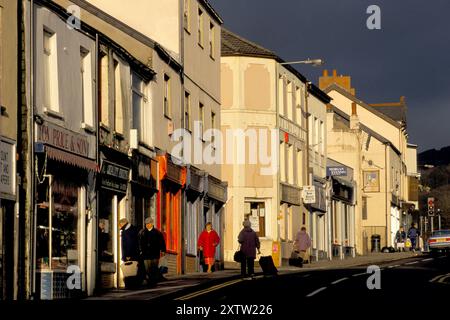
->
[0,201,15,300]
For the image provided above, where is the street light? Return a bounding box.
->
[280,58,325,67]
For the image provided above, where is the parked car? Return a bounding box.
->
[428,230,450,255]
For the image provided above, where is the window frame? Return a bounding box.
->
[198,8,204,48]
[132,72,147,142]
[163,73,171,119]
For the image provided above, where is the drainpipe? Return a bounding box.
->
[275,63,281,264]
[29,0,36,300]
[385,143,389,248]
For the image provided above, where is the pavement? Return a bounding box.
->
[88,251,420,301]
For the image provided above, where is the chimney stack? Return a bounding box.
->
[350,102,360,130]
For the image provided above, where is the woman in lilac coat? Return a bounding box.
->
[238,220,260,277]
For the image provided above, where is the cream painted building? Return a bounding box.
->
[0,0,18,299]
[221,29,330,265]
[83,0,227,275]
[321,70,416,252]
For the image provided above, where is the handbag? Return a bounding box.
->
[159,255,169,274]
[234,245,244,263]
[198,249,205,266]
[120,261,139,278]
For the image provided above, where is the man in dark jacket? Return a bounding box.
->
[139,217,166,286]
[238,220,261,278]
[119,218,139,261]
[408,223,420,252]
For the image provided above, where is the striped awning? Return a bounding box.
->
[46,145,98,172]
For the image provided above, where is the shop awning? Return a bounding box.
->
[46,145,98,172]
[332,176,354,189]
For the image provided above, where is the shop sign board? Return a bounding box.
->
[0,139,16,197]
[302,186,316,204]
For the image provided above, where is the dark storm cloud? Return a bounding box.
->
[211,0,450,151]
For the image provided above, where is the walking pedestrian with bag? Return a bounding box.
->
[138,217,166,287]
[408,223,420,252]
[198,222,220,273]
[119,218,141,289]
[294,227,311,263]
[238,220,260,279]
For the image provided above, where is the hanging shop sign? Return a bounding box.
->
[0,139,16,197]
[36,121,90,158]
[302,186,316,204]
[99,160,129,194]
[327,166,347,177]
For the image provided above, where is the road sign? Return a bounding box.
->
[428,197,435,216]
[302,186,316,204]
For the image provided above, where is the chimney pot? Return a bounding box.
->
[351,102,357,116]
[332,69,337,77]
[323,70,329,77]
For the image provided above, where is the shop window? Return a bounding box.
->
[133,191,156,231]
[186,200,198,255]
[36,177,81,271]
[98,192,114,264]
[244,201,265,237]
[161,183,180,252]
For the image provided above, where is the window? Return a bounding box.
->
[183,0,190,32]
[132,72,146,141]
[296,86,302,126]
[209,22,215,58]
[244,201,265,237]
[184,92,191,131]
[288,144,294,184]
[211,111,216,144]
[362,197,368,220]
[296,149,303,185]
[320,120,325,155]
[99,55,109,126]
[198,9,204,47]
[278,76,284,116]
[287,81,293,120]
[186,200,198,255]
[164,74,171,118]
[314,117,319,153]
[80,48,93,128]
[43,29,59,112]
[280,142,286,182]
[199,102,204,140]
[114,60,124,134]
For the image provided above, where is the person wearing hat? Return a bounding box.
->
[138,217,166,286]
[238,219,261,278]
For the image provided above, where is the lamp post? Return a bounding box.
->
[277,58,324,261]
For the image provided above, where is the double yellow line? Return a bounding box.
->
[174,278,244,301]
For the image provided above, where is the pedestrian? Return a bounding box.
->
[198,222,220,273]
[138,217,166,286]
[119,218,139,262]
[294,227,311,263]
[238,220,261,279]
[395,226,406,252]
[119,218,141,288]
[407,222,419,252]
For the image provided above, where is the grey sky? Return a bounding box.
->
[211,0,450,151]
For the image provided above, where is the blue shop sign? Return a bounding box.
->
[327,166,347,177]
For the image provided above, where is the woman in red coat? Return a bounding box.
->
[198,222,220,273]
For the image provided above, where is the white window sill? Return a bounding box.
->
[43,107,64,121]
[81,122,96,134]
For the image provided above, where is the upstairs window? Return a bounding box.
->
[80,47,94,128]
[43,29,59,112]
[198,9,204,47]
[164,74,171,118]
[209,22,215,58]
[184,91,191,131]
[184,0,190,32]
[132,72,146,141]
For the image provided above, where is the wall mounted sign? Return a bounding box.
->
[327,166,347,177]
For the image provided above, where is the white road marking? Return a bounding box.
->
[438,256,446,259]
[387,265,395,269]
[422,258,434,262]
[392,265,400,268]
[331,277,348,285]
[429,273,450,283]
[306,287,327,297]
[175,278,243,301]
[352,272,367,277]
[405,261,419,265]
[302,274,311,278]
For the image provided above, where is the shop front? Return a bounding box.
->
[279,183,302,265]
[130,151,158,231]
[97,147,130,290]
[0,137,17,300]
[309,177,328,261]
[330,176,355,259]
[184,165,204,274]
[34,121,97,300]
[156,154,186,275]
[203,174,227,270]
